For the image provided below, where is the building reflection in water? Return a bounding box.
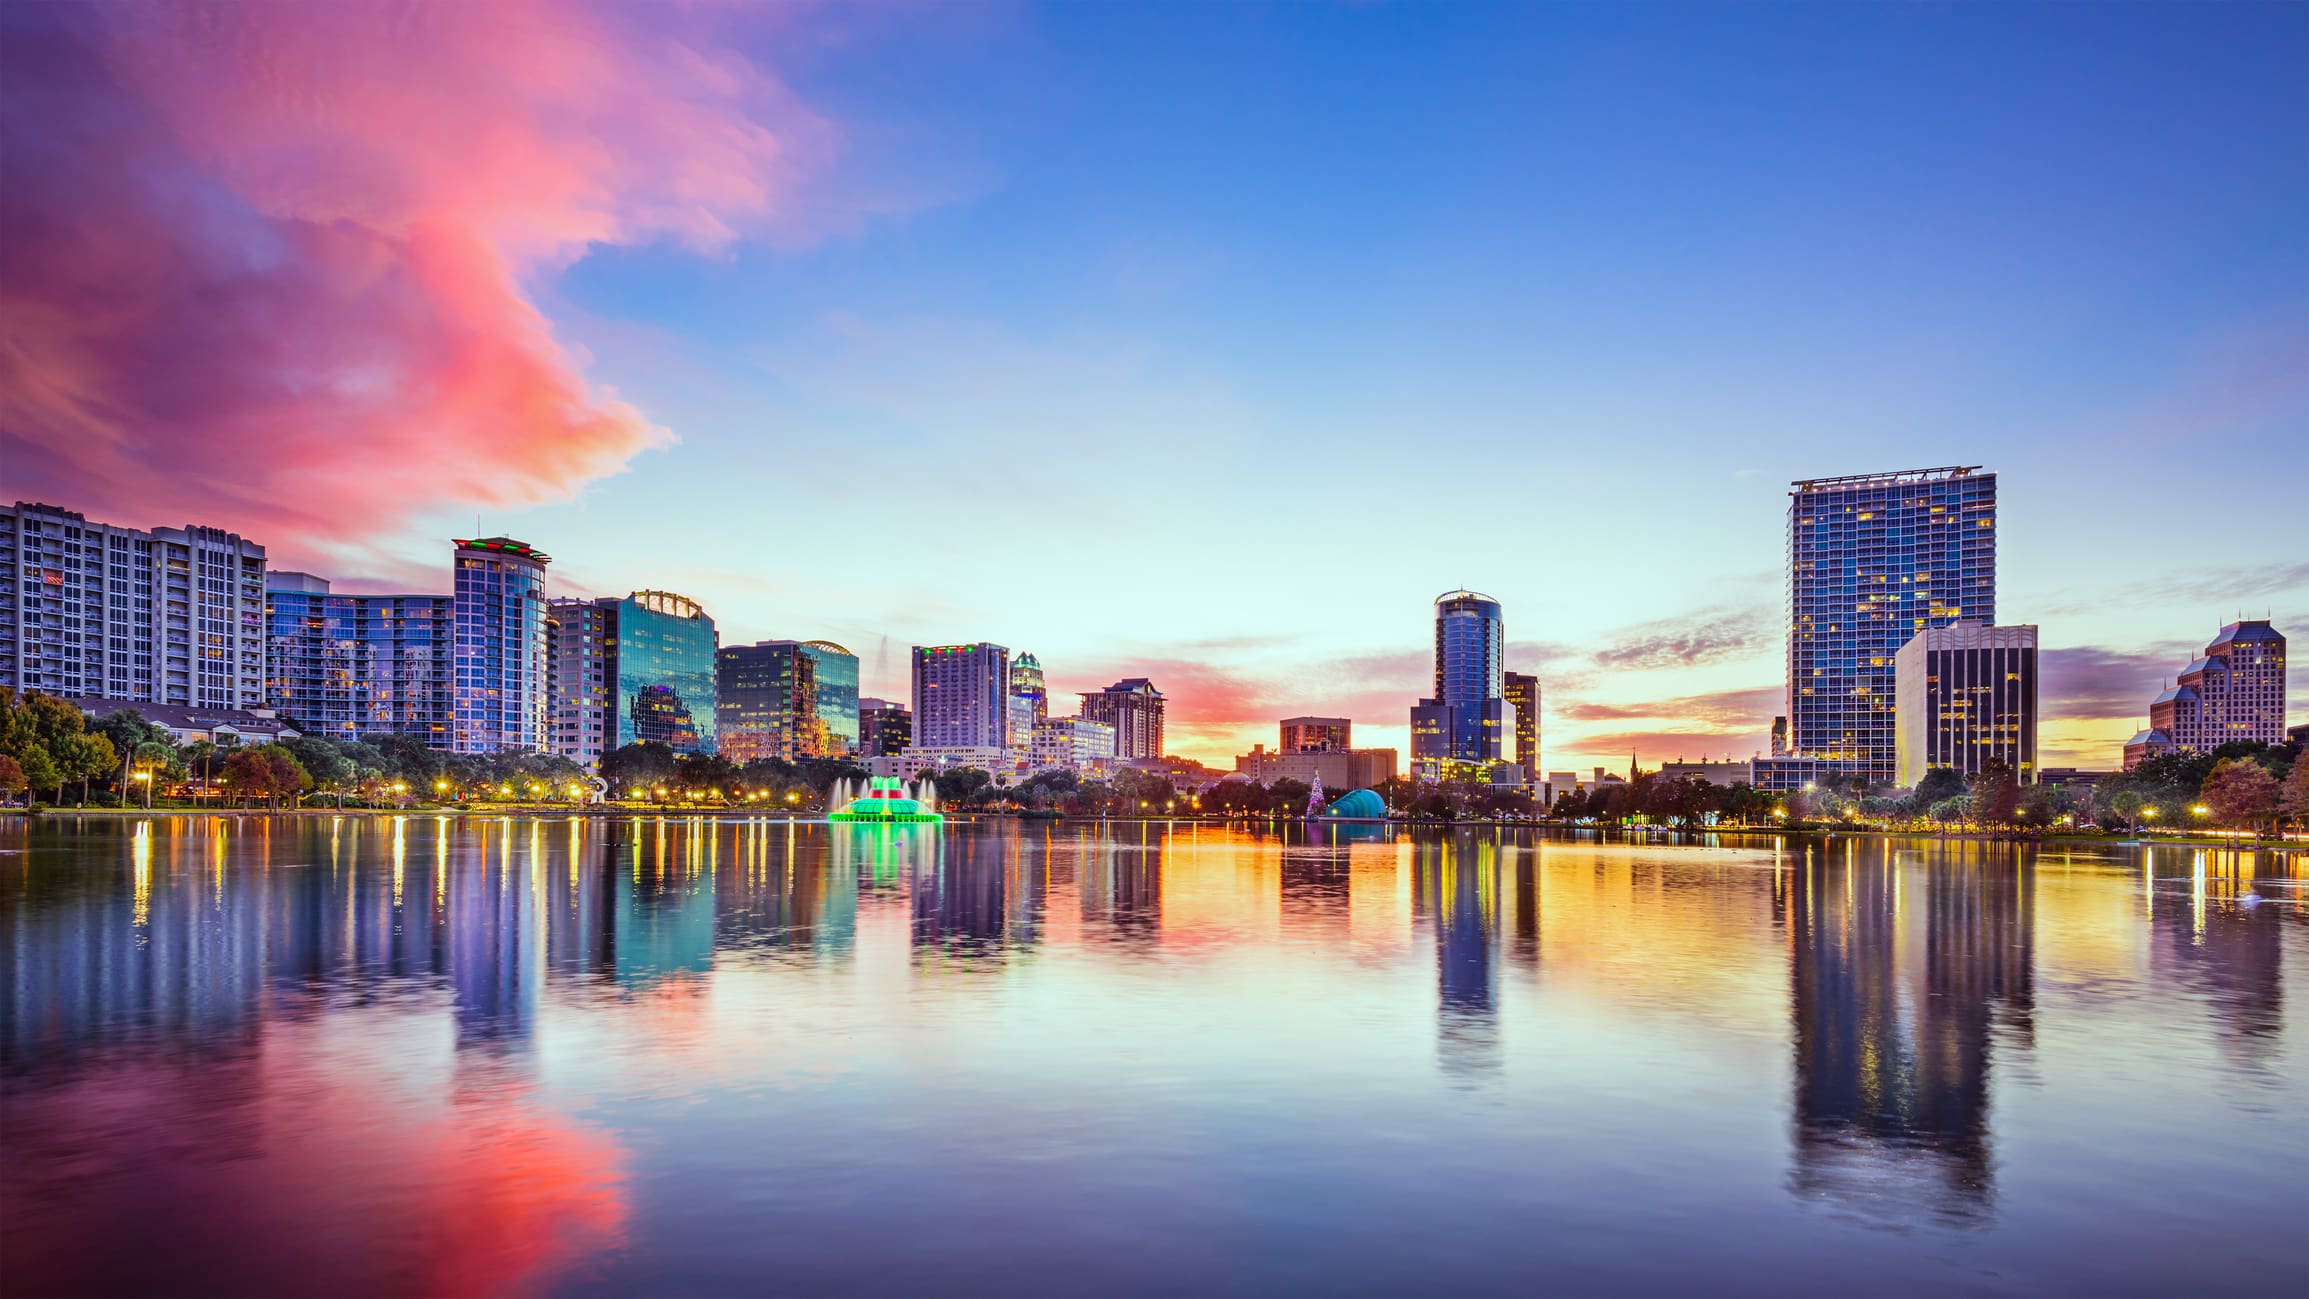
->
[910,824,1045,964]
[2144,846,2290,1069]
[1780,840,2035,1224]
[1077,823,1164,943]
[1412,831,1506,1078]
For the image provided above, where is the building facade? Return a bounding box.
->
[1411,590,1506,778]
[547,599,613,767]
[717,639,858,763]
[1236,745,1397,790]
[1787,467,1997,784]
[451,538,552,754]
[2,502,267,709]
[1030,716,1117,771]
[1080,678,1165,759]
[265,572,454,744]
[1892,622,2039,789]
[858,698,913,757]
[2123,621,2289,768]
[1279,716,1351,753]
[1504,672,1541,778]
[914,643,1011,749]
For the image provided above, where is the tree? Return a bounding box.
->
[1969,760,2020,828]
[220,748,275,808]
[0,754,24,805]
[1910,767,1967,814]
[282,735,355,807]
[14,744,62,803]
[2282,758,2309,828]
[59,732,118,805]
[600,742,680,798]
[935,766,993,805]
[2200,758,2281,837]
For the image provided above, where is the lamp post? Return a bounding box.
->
[132,768,152,810]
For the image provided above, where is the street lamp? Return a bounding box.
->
[132,768,153,810]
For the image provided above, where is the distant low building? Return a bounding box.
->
[71,697,301,746]
[858,698,912,757]
[1236,745,1397,790]
[1655,759,1756,787]
[2037,768,2113,788]
[1750,756,1856,792]
[901,744,1024,784]
[1279,716,1351,753]
[1031,716,1117,772]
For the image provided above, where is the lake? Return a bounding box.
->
[2,815,2303,1297]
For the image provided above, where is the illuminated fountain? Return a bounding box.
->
[828,775,943,823]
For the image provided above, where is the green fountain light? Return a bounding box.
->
[829,776,944,823]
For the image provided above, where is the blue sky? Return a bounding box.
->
[17,1,2303,767]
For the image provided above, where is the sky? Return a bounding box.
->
[3,1,2305,771]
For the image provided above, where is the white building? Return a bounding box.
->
[1031,716,1117,772]
[2,502,268,709]
[1893,621,2038,789]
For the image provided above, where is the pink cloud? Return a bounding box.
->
[0,2,831,563]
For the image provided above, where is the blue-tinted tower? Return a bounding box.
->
[1787,466,1997,784]
[1410,589,1505,775]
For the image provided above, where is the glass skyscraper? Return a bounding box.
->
[716,639,859,762]
[611,591,718,755]
[451,537,551,754]
[1787,467,1997,784]
[1410,590,1505,777]
[914,643,1012,749]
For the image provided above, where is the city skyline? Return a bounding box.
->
[3,2,2305,772]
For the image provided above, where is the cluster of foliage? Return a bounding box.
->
[596,742,867,805]
[1548,774,1780,825]
[0,688,121,804]
[2091,741,2303,835]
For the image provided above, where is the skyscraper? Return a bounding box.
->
[1410,590,1505,778]
[451,537,551,754]
[1787,467,1997,784]
[266,572,454,745]
[913,643,1011,749]
[1892,622,2038,789]
[1008,652,1048,754]
[1503,672,1541,779]
[717,639,858,762]
[2123,621,2288,768]
[1079,678,1165,759]
[2,501,268,709]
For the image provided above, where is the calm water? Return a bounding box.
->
[2,816,2304,1298]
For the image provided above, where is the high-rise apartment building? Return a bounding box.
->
[547,599,613,766]
[1410,590,1505,778]
[451,537,551,754]
[2,502,267,708]
[1080,678,1165,759]
[1030,716,1116,771]
[1009,652,1048,754]
[1787,467,1997,784]
[1892,622,2038,789]
[913,643,1011,749]
[717,639,858,763]
[1504,672,1541,778]
[2123,621,2288,768]
[266,572,454,744]
[1280,716,1352,753]
[858,698,913,757]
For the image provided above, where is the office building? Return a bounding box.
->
[717,639,858,763]
[1504,672,1541,777]
[914,643,1011,749]
[2123,621,2289,768]
[265,572,454,744]
[547,599,613,766]
[1787,467,1997,784]
[1009,652,1048,754]
[1410,590,1506,778]
[1892,622,2039,789]
[1280,716,1352,753]
[1030,716,1117,771]
[1654,759,1760,787]
[1080,678,1165,759]
[1236,745,1397,791]
[450,537,552,754]
[2,501,267,709]
[859,698,913,758]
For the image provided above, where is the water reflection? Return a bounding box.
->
[1,817,2302,1298]
[1781,841,2035,1224]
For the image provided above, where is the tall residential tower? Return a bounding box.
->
[451,537,552,754]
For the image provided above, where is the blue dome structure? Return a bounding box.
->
[1323,788,1388,821]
